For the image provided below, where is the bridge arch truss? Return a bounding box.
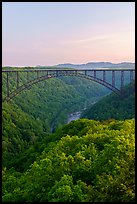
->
[2,68,135,102]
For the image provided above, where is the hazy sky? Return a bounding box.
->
[2,2,135,66]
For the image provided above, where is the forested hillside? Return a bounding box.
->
[82,81,135,121]
[2,73,109,169]
[2,119,135,202]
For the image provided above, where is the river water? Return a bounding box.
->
[51,101,97,132]
[67,111,81,124]
[50,111,81,133]
[66,101,97,124]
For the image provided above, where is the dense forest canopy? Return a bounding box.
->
[2,119,135,202]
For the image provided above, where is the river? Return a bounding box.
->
[50,111,81,133]
[66,101,97,124]
[51,101,97,132]
[67,111,81,124]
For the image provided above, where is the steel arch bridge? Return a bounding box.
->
[2,68,135,102]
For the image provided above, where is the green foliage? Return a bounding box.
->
[2,72,108,171]
[2,102,45,169]
[82,81,135,121]
[2,119,135,202]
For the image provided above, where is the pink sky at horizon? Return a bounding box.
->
[2,2,135,67]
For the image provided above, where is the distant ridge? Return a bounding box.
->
[55,62,135,69]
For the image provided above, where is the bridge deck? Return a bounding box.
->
[2,68,135,72]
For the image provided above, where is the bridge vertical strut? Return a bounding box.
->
[94,70,96,78]
[16,71,19,89]
[130,70,133,83]
[27,71,29,81]
[37,70,39,79]
[6,72,9,97]
[121,70,124,91]
[103,70,106,81]
[112,70,115,87]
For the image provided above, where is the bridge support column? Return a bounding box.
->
[103,70,106,81]
[85,70,87,75]
[112,70,115,87]
[6,72,9,97]
[121,70,124,91]
[56,70,58,77]
[94,70,96,78]
[27,71,29,81]
[36,71,39,79]
[130,70,133,83]
[16,71,19,89]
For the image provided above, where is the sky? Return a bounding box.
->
[2,2,135,66]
